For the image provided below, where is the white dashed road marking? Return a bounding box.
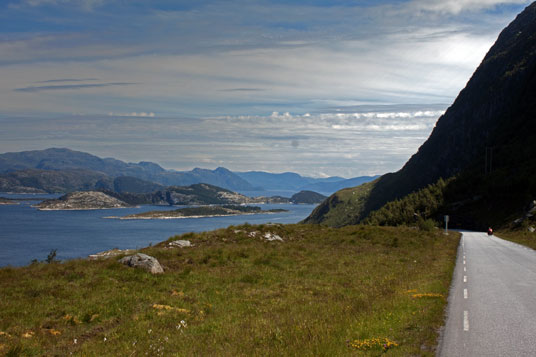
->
[464,289,468,299]
[464,276,467,283]
[464,311,469,331]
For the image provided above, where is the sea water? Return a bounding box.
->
[0,196,317,267]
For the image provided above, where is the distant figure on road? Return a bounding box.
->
[487,227,493,236]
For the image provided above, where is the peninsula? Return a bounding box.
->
[109,205,288,220]
[0,197,18,205]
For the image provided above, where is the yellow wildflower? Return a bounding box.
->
[44,329,62,336]
[63,314,81,324]
[171,290,185,297]
[22,331,34,338]
[152,304,189,314]
[412,293,444,299]
[349,337,398,351]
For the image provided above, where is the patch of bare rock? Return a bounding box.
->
[88,248,137,260]
[242,230,284,242]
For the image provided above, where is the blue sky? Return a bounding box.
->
[0,0,532,177]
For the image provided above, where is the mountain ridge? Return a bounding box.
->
[0,148,377,195]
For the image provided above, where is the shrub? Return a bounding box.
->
[417,218,437,231]
[46,249,57,264]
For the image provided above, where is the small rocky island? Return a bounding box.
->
[0,197,18,205]
[110,205,288,220]
[36,191,131,210]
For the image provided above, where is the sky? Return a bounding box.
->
[0,0,532,178]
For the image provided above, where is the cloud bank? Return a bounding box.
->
[14,82,134,92]
[0,105,445,177]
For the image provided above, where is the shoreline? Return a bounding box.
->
[35,206,134,211]
[103,211,284,220]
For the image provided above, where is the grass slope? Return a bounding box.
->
[303,180,377,227]
[496,231,536,250]
[0,225,459,356]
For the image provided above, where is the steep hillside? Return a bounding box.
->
[0,169,168,194]
[306,2,536,228]
[112,176,164,193]
[0,169,113,193]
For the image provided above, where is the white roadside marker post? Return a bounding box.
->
[444,215,449,235]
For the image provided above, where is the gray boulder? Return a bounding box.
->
[119,253,164,274]
[168,240,192,248]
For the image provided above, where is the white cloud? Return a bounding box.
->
[11,0,106,10]
[0,0,525,117]
[108,112,155,117]
[213,109,443,134]
[410,0,531,14]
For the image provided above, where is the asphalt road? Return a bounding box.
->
[438,231,536,356]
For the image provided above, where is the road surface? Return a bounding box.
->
[438,231,536,356]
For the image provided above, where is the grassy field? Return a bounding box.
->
[0,224,459,356]
[497,230,536,250]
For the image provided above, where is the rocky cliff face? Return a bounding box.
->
[306,2,536,227]
[36,191,131,210]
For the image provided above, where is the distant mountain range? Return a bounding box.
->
[0,148,377,195]
[305,2,536,230]
[235,171,378,194]
[0,148,255,192]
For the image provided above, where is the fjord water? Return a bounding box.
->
[0,196,316,267]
